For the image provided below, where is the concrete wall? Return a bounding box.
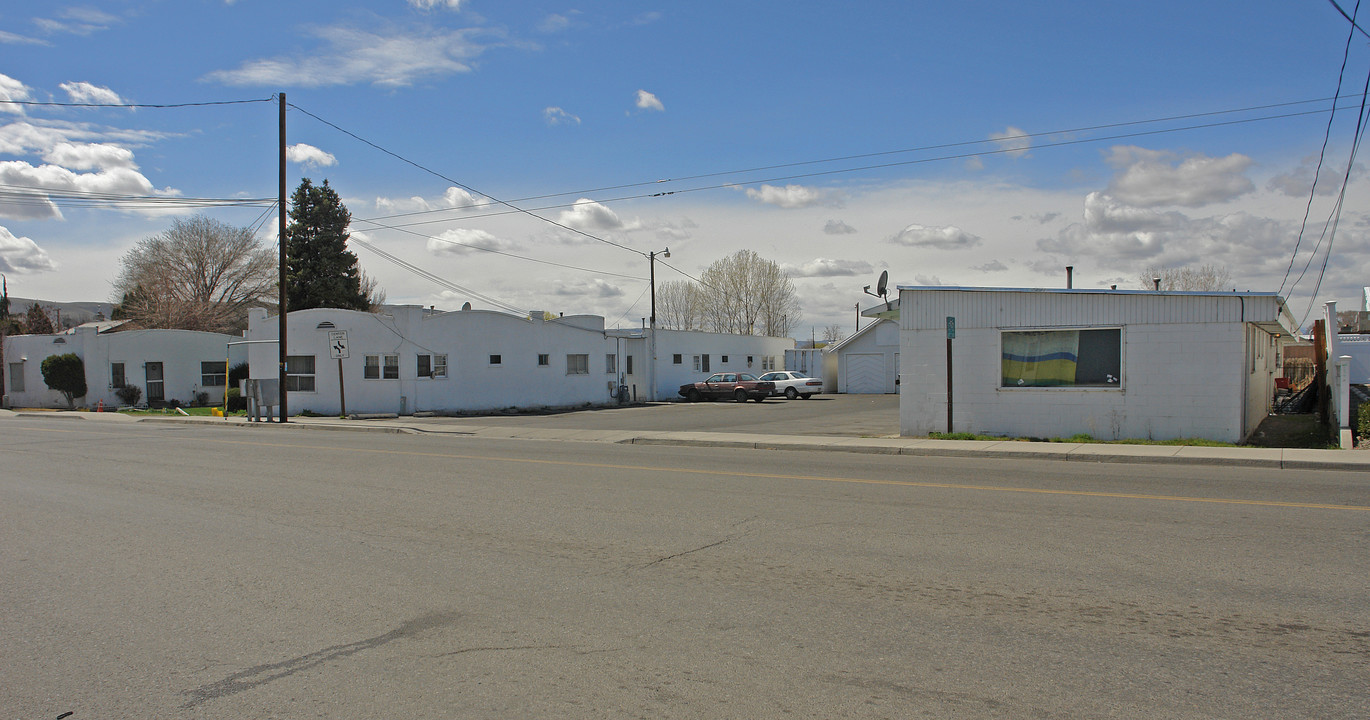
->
[3,327,240,409]
[246,307,622,415]
[900,321,1255,442]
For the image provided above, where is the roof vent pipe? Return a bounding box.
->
[1153,277,1161,291]
[1066,266,1074,289]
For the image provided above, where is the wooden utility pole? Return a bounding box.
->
[278,92,289,422]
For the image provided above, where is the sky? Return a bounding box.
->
[3,1,1370,337]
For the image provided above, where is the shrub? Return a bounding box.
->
[114,384,142,406]
[226,387,247,412]
[167,398,182,409]
[194,391,210,407]
[1357,404,1370,446]
[40,353,86,408]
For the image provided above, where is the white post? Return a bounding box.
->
[1336,355,1353,449]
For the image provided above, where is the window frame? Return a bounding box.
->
[606,354,617,374]
[537,353,550,367]
[566,353,589,375]
[285,355,317,393]
[999,327,1123,390]
[111,362,126,388]
[200,361,226,387]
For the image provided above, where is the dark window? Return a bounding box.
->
[626,355,634,375]
[286,355,316,392]
[1001,329,1121,388]
[673,354,682,364]
[200,361,226,387]
[567,354,589,374]
[111,362,125,388]
[489,354,502,366]
[538,353,550,367]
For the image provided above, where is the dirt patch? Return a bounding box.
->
[1246,414,1333,449]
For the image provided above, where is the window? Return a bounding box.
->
[673,354,682,364]
[693,355,701,372]
[1001,329,1121,388]
[567,354,589,374]
[286,355,316,392]
[201,361,226,387]
[606,354,617,374]
[538,353,550,367]
[111,362,125,388]
[364,354,399,380]
[8,363,23,392]
[489,354,502,366]
[721,355,729,364]
[418,354,448,379]
[626,355,634,375]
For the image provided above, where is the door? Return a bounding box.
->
[701,354,710,373]
[145,362,164,403]
[844,354,886,394]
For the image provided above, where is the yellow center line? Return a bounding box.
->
[11,425,1370,512]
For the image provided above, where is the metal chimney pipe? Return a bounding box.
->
[1153,277,1161,291]
[1066,266,1074,289]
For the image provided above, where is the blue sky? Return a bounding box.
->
[2,0,1369,335]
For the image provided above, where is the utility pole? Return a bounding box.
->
[278,92,289,423]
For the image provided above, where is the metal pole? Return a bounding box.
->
[946,337,953,433]
[277,92,289,423]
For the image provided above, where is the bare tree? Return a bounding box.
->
[655,280,703,330]
[1138,264,1233,291]
[822,324,846,344]
[113,215,275,333]
[696,250,801,336]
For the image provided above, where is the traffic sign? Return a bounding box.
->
[328,330,349,359]
[946,316,956,339]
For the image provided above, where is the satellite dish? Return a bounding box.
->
[876,270,888,297]
[461,302,472,310]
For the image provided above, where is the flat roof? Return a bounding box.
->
[896,285,1282,298]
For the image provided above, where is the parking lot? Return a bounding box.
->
[406,393,901,437]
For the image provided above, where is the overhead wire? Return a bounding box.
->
[348,235,525,314]
[0,97,276,109]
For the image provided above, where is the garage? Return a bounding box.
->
[844,353,888,394]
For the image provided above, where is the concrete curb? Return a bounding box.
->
[7,409,1368,472]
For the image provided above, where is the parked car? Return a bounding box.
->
[678,373,775,403]
[758,370,824,399]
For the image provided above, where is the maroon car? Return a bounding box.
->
[678,373,775,403]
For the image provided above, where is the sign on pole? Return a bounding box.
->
[328,331,349,359]
[946,316,956,339]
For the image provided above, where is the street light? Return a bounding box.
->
[649,247,670,326]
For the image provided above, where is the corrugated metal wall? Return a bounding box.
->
[900,289,1283,331]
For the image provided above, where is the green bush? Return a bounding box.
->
[1356,404,1370,446]
[226,387,247,412]
[228,362,249,389]
[40,353,86,408]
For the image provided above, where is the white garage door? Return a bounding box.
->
[844,353,887,394]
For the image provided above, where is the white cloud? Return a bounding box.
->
[1105,146,1254,208]
[34,8,119,36]
[887,223,982,250]
[0,160,170,220]
[913,274,944,286]
[784,258,874,278]
[539,13,575,33]
[558,198,630,231]
[59,82,125,105]
[442,186,483,208]
[286,143,337,168]
[989,125,1031,158]
[823,219,857,235]
[543,106,580,126]
[0,225,57,273]
[426,228,517,256]
[0,30,49,46]
[0,74,31,114]
[205,25,495,88]
[408,0,463,9]
[42,142,137,170]
[374,186,485,214]
[971,260,1008,272]
[0,120,167,155]
[1266,153,1360,197]
[1081,192,1181,234]
[551,278,624,299]
[634,89,664,112]
[745,183,841,209]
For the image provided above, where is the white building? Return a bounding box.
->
[3,324,241,409]
[897,287,1298,443]
[822,319,900,394]
[613,328,795,402]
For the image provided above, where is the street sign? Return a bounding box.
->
[946,316,956,339]
[328,330,349,359]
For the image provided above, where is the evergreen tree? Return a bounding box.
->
[25,303,55,335]
[285,178,370,311]
[1,274,9,321]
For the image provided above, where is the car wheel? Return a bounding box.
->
[784,387,799,400]
[686,388,702,402]
[801,394,813,399]
[753,396,765,403]
[734,389,749,403]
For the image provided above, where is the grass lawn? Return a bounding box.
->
[927,431,1239,447]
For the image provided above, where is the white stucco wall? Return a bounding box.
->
[897,287,1295,443]
[246,307,622,415]
[3,327,240,409]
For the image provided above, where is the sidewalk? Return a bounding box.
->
[7,408,1368,472]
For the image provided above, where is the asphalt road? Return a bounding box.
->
[409,393,903,437]
[2,416,1367,719]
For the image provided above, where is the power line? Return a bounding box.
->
[0,183,275,210]
[287,102,649,259]
[0,98,275,109]
[1326,0,1370,39]
[348,235,525,314]
[355,94,1364,226]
